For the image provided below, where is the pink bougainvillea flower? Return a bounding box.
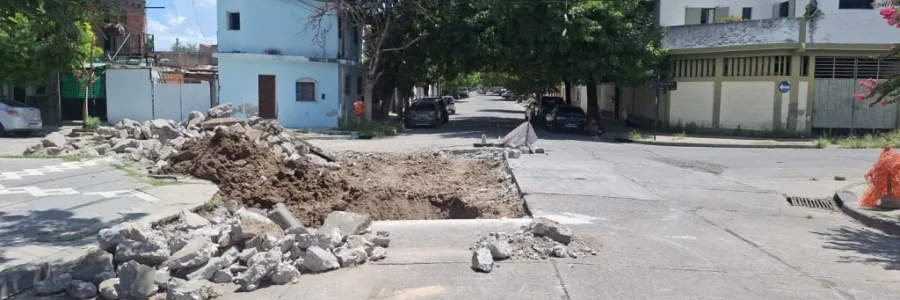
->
[854,93,868,101]
[882,100,888,106]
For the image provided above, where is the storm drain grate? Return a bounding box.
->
[786,196,839,211]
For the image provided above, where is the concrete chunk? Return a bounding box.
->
[529,218,573,245]
[334,247,368,268]
[319,211,372,235]
[369,246,387,261]
[115,239,171,266]
[98,222,159,252]
[471,248,494,273]
[211,269,234,284]
[302,246,340,273]
[230,209,284,242]
[237,249,281,292]
[117,260,157,299]
[267,203,304,230]
[98,278,121,299]
[487,240,512,260]
[269,262,301,285]
[35,274,72,295]
[167,279,215,300]
[165,239,217,269]
[93,271,116,286]
[41,132,67,148]
[186,246,240,281]
[70,248,114,282]
[66,280,97,299]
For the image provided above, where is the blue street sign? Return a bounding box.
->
[778,81,791,94]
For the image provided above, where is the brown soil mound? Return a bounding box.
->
[166,131,525,226]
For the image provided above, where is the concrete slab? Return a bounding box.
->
[559,264,840,300]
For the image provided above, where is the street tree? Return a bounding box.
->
[854,0,900,107]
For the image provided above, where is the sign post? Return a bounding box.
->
[650,76,677,141]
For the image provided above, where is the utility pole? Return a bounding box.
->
[654,73,660,141]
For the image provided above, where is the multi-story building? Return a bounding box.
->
[592,0,899,133]
[214,0,363,128]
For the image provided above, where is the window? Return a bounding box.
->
[344,76,351,95]
[353,26,359,45]
[356,77,362,94]
[700,8,715,24]
[227,12,240,30]
[742,7,752,20]
[296,82,315,102]
[338,17,343,38]
[779,2,790,17]
[839,0,875,9]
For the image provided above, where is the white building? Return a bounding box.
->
[580,0,900,133]
[214,0,363,128]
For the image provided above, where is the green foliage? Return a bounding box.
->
[0,0,112,86]
[84,116,101,130]
[171,39,198,53]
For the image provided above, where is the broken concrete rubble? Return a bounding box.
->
[469,218,596,273]
[66,280,97,299]
[302,246,340,273]
[471,248,494,273]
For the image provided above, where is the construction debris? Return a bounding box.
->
[470,218,597,273]
[32,207,391,299]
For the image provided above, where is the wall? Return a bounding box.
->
[339,64,364,120]
[218,0,339,58]
[668,81,715,126]
[719,82,777,130]
[106,68,211,124]
[663,18,800,49]
[658,0,809,26]
[154,52,216,68]
[599,83,615,114]
[810,0,900,44]
[217,56,341,128]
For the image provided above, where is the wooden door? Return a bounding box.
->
[258,75,276,119]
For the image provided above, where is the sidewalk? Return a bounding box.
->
[616,133,818,149]
[836,181,900,236]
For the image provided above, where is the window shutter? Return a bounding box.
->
[685,7,702,25]
[772,3,780,18]
[714,7,730,22]
[788,0,797,17]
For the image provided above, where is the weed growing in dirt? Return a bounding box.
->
[627,131,644,140]
[674,131,686,140]
[805,215,813,219]
[825,131,900,149]
[814,137,832,148]
[0,155,83,162]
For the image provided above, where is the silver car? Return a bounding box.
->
[0,99,42,137]
[441,96,456,114]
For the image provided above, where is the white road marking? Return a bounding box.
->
[0,185,158,203]
[0,158,115,180]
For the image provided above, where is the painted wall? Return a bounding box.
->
[798,81,808,130]
[663,18,800,49]
[720,82,777,130]
[339,64,364,120]
[810,0,900,44]
[106,68,211,124]
[668,81,715,126]
[218,0,339,58]
[658,0,809,26]
[217,56,341,128]
[599,83,615,113]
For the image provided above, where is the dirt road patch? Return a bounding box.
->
[166,132,525,226]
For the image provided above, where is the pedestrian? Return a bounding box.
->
[353,97,365,123]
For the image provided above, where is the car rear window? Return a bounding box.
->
[558,107,585,115]
[0,100,29,107]
[541,97,564,106]
[411,102,435,111]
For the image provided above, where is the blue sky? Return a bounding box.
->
[147,0,218,51]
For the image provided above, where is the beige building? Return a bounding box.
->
[571,0,900,133]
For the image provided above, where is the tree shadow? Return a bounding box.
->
[0,208,147,266]
[477,109,524,114]
[813,226,900,271]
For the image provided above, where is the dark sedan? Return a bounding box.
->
[531,96,565,123]
[544,105,588,133]
[416,97,449,124]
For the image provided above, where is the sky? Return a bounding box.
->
[147,0,218,51]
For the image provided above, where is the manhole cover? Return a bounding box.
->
[786,196,839,211]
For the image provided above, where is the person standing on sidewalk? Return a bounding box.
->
[353,97,365,123]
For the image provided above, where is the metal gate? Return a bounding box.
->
[812,79,897,130]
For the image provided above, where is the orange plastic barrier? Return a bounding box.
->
[861,147,900,207]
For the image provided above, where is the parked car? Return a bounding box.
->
[544,105,588,133]
[406,101,443,128]
[502,91,515,100]
[0,99,42,137]
[417,97,449,123]
[531,96,566,123]
[441,96,457,114]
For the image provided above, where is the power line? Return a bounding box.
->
[190,0,207,38]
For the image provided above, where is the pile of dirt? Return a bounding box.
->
[165,131,525,226]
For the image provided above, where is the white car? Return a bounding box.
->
[441,96,456,114]
[0,99,42,137]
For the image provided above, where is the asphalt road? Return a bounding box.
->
[302,94,900,300]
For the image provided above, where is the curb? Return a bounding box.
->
[614,137,820,149]
[834,191,900,236]
[0,192,218,300]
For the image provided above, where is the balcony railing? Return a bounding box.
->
[662,18,801,50]
[104,33,154,58]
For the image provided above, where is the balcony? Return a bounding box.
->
[662,18,801,50]
[103,33,154,58]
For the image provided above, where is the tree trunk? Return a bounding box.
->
[82,85,89,121]
[363,73,375,122]
[564,81,572,105]
[586,82,600,120]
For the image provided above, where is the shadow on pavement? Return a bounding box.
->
[0,209,147,266]
[814,226,900,270]
[478,109,524,114]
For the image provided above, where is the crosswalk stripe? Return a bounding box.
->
[0,157,115,180]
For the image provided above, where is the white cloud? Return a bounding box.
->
[164,13,187,26]
[147,0,217,50]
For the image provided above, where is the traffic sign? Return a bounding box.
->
[658,81,677,91]
[778,81,791,93]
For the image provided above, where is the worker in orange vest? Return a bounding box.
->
[353,97,365,122]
